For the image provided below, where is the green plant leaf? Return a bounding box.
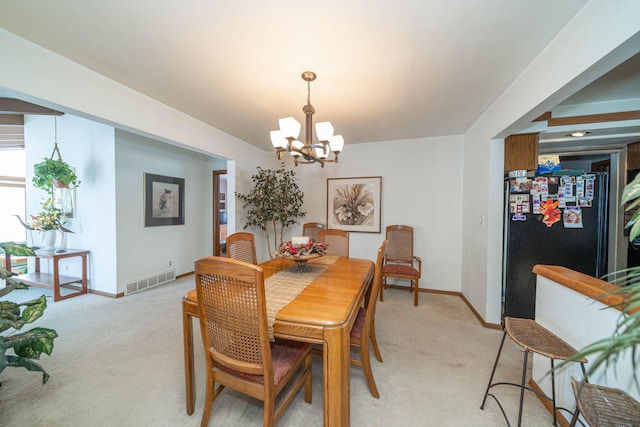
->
[235,163,306,255]
[2,354,50,384]
[18,295,48,324]
[0,280,29,297]
[7,327,58,358]
[32,157,80,195]
[0,241,36,257]
[0,269,57,385]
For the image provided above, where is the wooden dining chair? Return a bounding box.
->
[181,232,257,415]
[226,231,257,264]
[302,222,325,242]
[350,240,388,398]
[195,256,313,427]
[318,228,349,257]
[380,225,422,306]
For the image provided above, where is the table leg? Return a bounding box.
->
[183,301,196,415]
[81,253,88,294]
[53,256,61,302]
[323,324,351,426]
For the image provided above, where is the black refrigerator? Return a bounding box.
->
[502,172,608,320]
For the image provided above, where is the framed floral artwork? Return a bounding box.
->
[327,176,381,233]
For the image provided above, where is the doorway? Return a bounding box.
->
[213,170,227,256]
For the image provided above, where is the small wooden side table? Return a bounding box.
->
[15,249,89,302]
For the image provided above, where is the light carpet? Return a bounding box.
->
[0,276,558,426]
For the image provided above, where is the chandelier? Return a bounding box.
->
[270,71,344,167]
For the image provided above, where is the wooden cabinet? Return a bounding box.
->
[504,133,539,172]
[627,141,640,170]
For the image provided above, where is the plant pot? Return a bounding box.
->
[42,230,57,252]
[52,178,69,188]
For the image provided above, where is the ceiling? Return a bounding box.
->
[0,0,638,153]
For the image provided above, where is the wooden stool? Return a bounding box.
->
[569,377,640,426]
[480,317,587,427]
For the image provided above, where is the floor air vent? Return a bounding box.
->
[124,269,176,295]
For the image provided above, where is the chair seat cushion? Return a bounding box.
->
[350,307,366,340]
[383,264,419,277]
[216,339,311,386]
[185,288,197,303]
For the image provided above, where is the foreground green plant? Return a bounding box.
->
[562,173,640,390]
[0,242,58,384]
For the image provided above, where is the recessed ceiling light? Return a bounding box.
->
[569,131,590,137]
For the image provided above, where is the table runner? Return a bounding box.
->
[265,255,339,340]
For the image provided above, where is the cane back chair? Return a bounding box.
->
[225,231,257,264]
[380,225,422,306]
[181,232,257,415]
[318,228,349,257]
[302,222,325,243]
[195,256,313,427]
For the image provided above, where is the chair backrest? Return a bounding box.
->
[226,232,257,264]
[364,240,388,323]
[318,228,349,257]
[195,256,271,376]
[385,225,414,265]
[302,222,325,242]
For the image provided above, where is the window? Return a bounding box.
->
[0,149,27,242]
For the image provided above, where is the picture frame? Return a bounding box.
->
[144,173,185,227]
[327,176,381,233]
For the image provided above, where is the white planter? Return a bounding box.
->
[42,230,57,252]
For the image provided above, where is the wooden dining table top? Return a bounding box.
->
[261,256,375,328]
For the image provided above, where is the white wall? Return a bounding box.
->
[462,1,640,324]
[25,114,118,295]
[534,275,639,413]
[271,135,464,293]
[114,130,223,293]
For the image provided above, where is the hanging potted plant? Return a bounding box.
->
[32,157,80,194]
[33,115,80,195]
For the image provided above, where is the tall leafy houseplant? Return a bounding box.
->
[236,164,306,257]
[0,242,58,384]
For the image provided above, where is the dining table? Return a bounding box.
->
[182,255,375,427]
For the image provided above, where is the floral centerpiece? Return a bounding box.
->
[277,239,327,258]
[30,198,64,231]
[29,198,66,251]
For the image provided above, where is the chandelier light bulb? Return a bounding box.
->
[270,130,287,149]
[279,117,301,139]
[329,135,344,153]
[315,121,334,142]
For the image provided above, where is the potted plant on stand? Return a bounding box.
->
[29,198,65,252]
